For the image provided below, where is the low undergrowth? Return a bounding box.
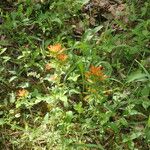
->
[0,0,150,149]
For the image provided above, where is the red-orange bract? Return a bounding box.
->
[85,65,107,81]
[17,89,28,98]
[47,43,68,62]
[48,43,65,53]
[45,63,52,71]
[57,53,68,61]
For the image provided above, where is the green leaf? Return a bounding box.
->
[65,111,73,122]
[0,48,7,55]
[0,118,5,125]
[148,116,150,128]
[127,70,148,83]
[130,132,142,140]
[0,40,10,46]
[74,102,84,114]
[10,92,16,103]
[2,56,11,62]
[142,100,150,110]
[145,127,150,142]
[52,18,62,25]
[74,143,104,150]
[141,86,150,97]
[83,25,103,42]
[123,132,142,142]
[135,60,150,80]
[67,73,80,82]
[81,0,90,5]
[9,76,17,83]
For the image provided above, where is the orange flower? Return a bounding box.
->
[86,65,107,81]
[90,65,103,76]
[17,89,28,98]
[48,43,64,53]
[57,53,68,61]
[45,63,52,71]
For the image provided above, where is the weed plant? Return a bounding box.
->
[0,0,150,149]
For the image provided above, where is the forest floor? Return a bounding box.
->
[0,0,150,149]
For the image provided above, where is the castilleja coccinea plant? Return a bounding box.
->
[47,43,68,62]
[17,89,28,98]
[85,65,107,82]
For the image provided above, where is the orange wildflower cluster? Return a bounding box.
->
[45,63,52,71]
[17,89,28,98]
[86,65,107,81]
[47,43,63,53]
[57,53,68,61]
[47,43,68,61]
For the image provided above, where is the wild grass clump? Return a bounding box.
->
[0,0,150,149]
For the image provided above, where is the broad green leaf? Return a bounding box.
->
[142,100,150,110]
[135,60,150,80]
[127,70,148,83]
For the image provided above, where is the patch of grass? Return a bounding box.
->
[0,0,150,149]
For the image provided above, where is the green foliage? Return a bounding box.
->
[0,0,150,149]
